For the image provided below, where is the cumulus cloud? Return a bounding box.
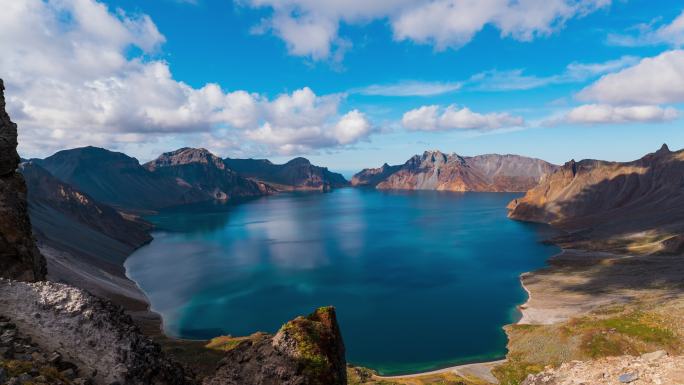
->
[243,0,611,60]
[244,88,372,154]
[608,11,684,47]
[1,0,372,157]
[578,50,684,105]
[553,104,679,125]
[402,105,524,132]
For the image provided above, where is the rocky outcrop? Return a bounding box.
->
[351,163,401,187]
[522,352,684,385]
[145,148,273,201]
[508,145,684,253]
[204,306,346,385]
[0,278,193,385]
[35,146,210,210]
[375,150,556,192]
[224,157,349,191]
[0,79,47,282]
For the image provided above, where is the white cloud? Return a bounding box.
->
[351,81,462,96]
[557,104,679,124]
[243,0,611,60]
[469,55,639,91]
[608,11,684,47]
[1,0,372,157]
[245,88,373,154]
[402,105,525,131]
[578,50,684,105]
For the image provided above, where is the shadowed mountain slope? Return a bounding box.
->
[370,150,556,192]
[20,161,154,308]
[145,148,273,201]
[36,146,210,210]
[224,157,349,191]
[508,144,684,254]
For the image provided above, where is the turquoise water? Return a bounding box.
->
[125,188,559,375]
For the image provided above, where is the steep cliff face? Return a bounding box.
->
[375,150,556,192]
[0,79,47,282]
[508,145,684,253]
[351,163,402,187]
[145,148,273,200]
[204,306,346,385]
[225,157,349,191]
[36,146,210,210]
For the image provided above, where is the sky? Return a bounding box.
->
[2,0,684,173]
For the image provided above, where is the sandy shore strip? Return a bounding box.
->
[373,359,506,383]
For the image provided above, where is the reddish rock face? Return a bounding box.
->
[0,79,47,282]
[370,150,556,192]
[508,144,684,253]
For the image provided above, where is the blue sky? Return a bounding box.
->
[3,0,684,173]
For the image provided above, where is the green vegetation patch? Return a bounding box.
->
[565,310,679,358]
[205,332,269,352]
[492,358,544,385]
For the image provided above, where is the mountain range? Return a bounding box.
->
[508,143,684,255]
[353,150,557,192]
[224,156,349,191]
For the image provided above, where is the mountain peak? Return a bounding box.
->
[148,147,224,170]
[286,157,312,166]
[656,143,671,155]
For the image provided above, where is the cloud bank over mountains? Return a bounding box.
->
[1,0,373,157]
[2,0,683,161]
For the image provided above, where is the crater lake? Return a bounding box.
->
[125,188,559,375]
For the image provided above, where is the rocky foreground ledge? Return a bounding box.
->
[523,352,684,385]
[0,278,348,385]
[0,278,191,385]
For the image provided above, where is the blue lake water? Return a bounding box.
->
[125,188,559,375]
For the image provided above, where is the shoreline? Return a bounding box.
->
[118,195,565,384]
[368,264,547,383]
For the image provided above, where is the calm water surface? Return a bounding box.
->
[125,188,559,375]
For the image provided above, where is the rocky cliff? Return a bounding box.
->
[351,163,402,187]
[508,144,684,254]
[0,79,47,282]
[204,306,346,385]
[374,150,556,192]
[145,148,273,201]
[224,157,349,191]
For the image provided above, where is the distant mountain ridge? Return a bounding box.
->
[35,146,210,210]
[508,144,684,254]
[144,147,273,201]
[351,163,402,187]
[354,150,557,192]
[225,156,349,191]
